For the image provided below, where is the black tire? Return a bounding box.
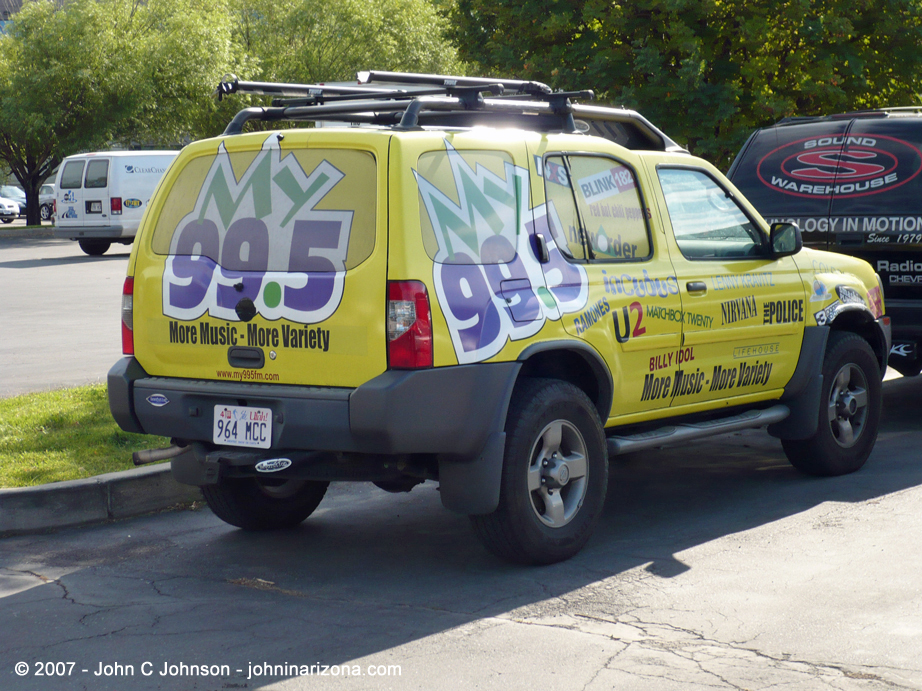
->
[1,218,11,224]
[470,378,607,565]
[78,239,110,256]
[202,477,329,530]
[782,331,881,476]
[40,204,52,222]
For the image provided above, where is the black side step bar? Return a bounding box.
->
[607,405,790,457]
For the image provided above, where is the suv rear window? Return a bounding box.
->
[151,147,376,272]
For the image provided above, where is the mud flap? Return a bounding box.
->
[438,431,506,515]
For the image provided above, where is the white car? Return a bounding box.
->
[0,196,18,223]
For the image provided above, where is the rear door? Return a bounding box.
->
[56,159,86,226]
[82,158,110,225]
[133,129,389,389]
[524,138,685,420]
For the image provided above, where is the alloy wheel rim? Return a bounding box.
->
[527,419,589,528]
[827,362,869,448]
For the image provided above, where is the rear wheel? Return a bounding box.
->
[782,331,881,476]
[202,477,329,530]
[470,378,607,565]
[78,239,110,256]
[40,204,53,222]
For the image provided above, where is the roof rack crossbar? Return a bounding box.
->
[270,83,503,109]
[357,70,552,96]
[214,75,403,101]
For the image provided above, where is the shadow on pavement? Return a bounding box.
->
[2,376,920,687]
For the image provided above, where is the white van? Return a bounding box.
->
[54,151,178,255]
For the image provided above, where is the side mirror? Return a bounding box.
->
[770,222,802,257]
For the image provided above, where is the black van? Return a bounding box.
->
[728,109,922,374]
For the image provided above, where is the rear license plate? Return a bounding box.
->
[213,405,272,448]
[87,201,102,213]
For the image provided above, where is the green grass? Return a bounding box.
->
[0,384,170,488]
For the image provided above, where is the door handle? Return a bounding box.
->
[686,281,707,293]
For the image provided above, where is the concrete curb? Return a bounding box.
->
[0,464,201,537]
[0,226,53,239]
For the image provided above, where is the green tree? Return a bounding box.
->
[449,0,922,167]
[230,0,463,85]
[0,0,236,225]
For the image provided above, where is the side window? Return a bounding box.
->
[84,160,109,189]
[60,161,85,189]
[658,168,764,260]
[568,156,650,260]
[416,148,518,265]
[543,154,651,262]
[543,156,586,260]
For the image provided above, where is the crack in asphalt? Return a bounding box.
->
[497,611,915,690]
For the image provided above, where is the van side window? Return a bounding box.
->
[658,167,764,260]
[84,161,109,189]
[543,154,651,262]
[60,161,85,189]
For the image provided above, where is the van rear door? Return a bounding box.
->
[56,158,86,226]
[82,158,111,225]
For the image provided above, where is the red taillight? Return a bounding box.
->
[111,197,122,215]
[387,281,432,369]
[121,277,134,355]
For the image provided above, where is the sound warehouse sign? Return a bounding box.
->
[756,134,922,199]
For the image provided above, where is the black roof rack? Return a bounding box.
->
[214,71,686,153]
[774,106,922,126]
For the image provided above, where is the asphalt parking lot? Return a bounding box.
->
[2,233,921,690]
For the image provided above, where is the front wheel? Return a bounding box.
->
[40,204,53,222]
[202,477,329,530]
[470,378,607,565]
[782,331,881,476]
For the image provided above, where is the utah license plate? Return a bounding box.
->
[213,405,272,448]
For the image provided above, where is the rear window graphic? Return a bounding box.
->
[155,137,376,325]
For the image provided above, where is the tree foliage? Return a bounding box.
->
[449,0,922,167]
[0,0,236,224]
[0,0,460,225]
[230,0,462,84]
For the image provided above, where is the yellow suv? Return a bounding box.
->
[109,72,890,564]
